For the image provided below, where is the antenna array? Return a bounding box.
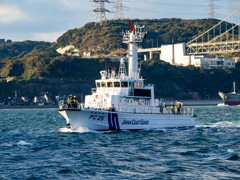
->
[92,0,111,25]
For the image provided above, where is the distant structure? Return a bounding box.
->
[0,39,5,44]
[207,0,216,19]
[92,0,111,25]
[113,0,124,19]
[192,56,235,69]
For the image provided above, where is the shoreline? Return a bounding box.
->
[0,105,58,109]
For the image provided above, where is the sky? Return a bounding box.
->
[0,0,239,42]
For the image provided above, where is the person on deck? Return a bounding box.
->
[73,96,78,108]
[177,102,181,114]
[67,94,73,108]
[171,102,175,114]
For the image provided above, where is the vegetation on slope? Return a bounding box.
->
[56,18,224,52]
[0,40,52,59]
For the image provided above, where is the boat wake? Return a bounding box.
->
[59,127,113,134]
[217,103,228,106]
[196,121,240,128]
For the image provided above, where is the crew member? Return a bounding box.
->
[73,96,78,108]
[163,103,166,108]
[67,95,71,108]
[177,102,181,114]
[67,94,73,108]
[70,95,74,108]
[171,102,175,114]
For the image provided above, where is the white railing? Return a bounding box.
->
[58,100,81,110]
[67,100,195,115]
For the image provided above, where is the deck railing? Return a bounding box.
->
[59,100,195,115]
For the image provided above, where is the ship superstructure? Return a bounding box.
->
[58,21,196,131]
[85,21,157,113]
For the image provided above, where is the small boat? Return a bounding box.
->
[218,82,240,105]
[58,21,196,131]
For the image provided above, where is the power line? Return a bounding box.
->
[92,0,111,25]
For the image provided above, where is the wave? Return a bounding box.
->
[17,141,32,146]
[1,143,12,147]
[196,121,240,128]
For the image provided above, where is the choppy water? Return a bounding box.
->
[1,106,240,179]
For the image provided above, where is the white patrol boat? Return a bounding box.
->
[58,21,196,131]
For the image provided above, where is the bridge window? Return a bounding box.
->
[107,82,113,87]
[97,82,101,88]
[138,82,142,87]
[114,82,120,87]
[121,82,128,87]
[101,82,106,87]
[135,82,142,87]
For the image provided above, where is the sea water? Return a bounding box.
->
[0,106,240,179]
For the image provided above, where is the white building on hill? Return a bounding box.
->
[161,43,191,66]
[191,56,235,69]
[160,43,235,68]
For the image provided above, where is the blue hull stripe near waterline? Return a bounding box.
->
[108,113,120,130]
[112,113,120,130]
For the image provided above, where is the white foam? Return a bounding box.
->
[17,141,32,146]
[214,121,233,126]
[217,103,228,106]
[59,126,112,134]
[59,127,74,133]
[196,121,240,128]
[227,149,234,153]
[1,143,12,147]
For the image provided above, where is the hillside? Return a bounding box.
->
[0,40,52,59]
[56,18,221,53]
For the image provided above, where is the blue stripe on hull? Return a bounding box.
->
[108,113,120,130]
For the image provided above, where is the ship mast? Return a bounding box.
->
[233,81,236,94]
[123,21,147,79]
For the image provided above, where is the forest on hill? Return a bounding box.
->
[0,18,240,100]
[56,18,223,53]
[0,40,52,59]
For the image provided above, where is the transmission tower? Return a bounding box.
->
[207,0,216,19]
[93,0,111,25]
[113,0,124,20]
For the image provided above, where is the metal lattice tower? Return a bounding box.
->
[93,0,110,25]
[113,0,124,19]
[207,0,216,19]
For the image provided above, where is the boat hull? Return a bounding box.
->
[58,109,195,131]
[218,92,240,105]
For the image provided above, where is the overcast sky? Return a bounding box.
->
[0,0,239,42]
